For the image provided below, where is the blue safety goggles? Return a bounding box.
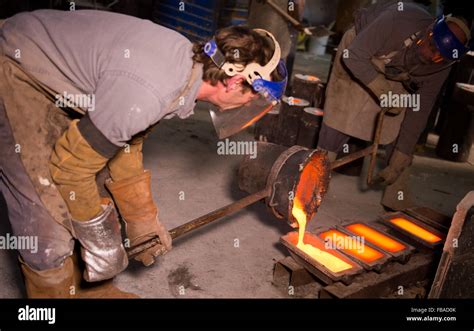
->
[251,60,288,101]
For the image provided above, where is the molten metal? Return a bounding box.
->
[291,150,330,223]
[289,148,337,270]
[319,229,386,264]
[389,217,442,244]
[292,203,352,273]
[296,73,320,82]
[290,98,305,105]
[345,223,406,253]
[306,75,319,81]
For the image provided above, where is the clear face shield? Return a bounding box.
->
[209,94,276,139]
[204,29,288,139]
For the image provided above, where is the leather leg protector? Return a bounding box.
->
[106,170,172,266]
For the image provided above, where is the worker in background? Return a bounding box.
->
[0,10,287,298]
[317,1,471,211]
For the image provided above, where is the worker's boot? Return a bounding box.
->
[20,255,138,298]
[70,250,139,298]
[106,170,172,266]
[20,257,76,298]
[381,167,414,211]
[73,279,139,299]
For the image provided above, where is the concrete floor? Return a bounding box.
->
[0,51,473,298]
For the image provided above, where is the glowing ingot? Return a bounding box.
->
[345,223,406,253]
[389,218,442,243]
[319,229,386,264]
[292,202,352,273]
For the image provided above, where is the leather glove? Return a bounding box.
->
[106,170,172,266]
[373,149,413,186]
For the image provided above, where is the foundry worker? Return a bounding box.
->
[317,2,471,210]
[0,10,287,297]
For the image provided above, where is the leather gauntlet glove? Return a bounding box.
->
[374,149,413,186]
[106,170,172,266]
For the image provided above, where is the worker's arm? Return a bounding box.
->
[49,116,127,281]
[49,116,117,221]
[106,128,173,267]
[341,9,407,114]
[376,69,451,186]
[394,69,451,155]
[50,74,162,221]
[92,74,172,266]
[342,9,397,87]
[49,74,166,277]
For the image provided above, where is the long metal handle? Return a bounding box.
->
[128,112,388,258]
[127,147,382,258]
[127,187,271,258]
[367,108,388,185]
[329,145,375,170]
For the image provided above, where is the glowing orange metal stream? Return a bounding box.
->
[292,199,353,273]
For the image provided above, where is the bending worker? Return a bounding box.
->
[0,10,287,298]
[317,2,471,210]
